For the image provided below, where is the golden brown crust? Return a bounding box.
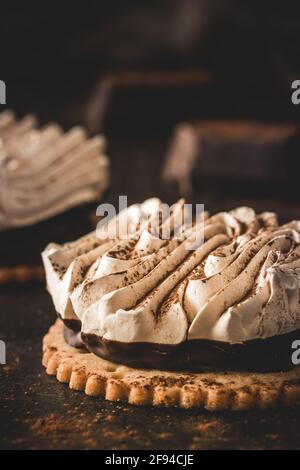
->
[42,320,300,410]
[0,265,44,283]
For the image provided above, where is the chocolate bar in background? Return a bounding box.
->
[85,69,214,135]
[163,121,300,208]
[84,70,300,137]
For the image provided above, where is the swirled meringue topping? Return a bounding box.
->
[0,110,109,230]
[42,200,300,346]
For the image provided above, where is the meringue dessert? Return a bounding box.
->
[42,198,300,373]
[0,110,109,281]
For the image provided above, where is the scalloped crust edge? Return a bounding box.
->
[42,320,300,410]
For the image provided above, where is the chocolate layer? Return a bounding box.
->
[58,304,300,373]
[63,325,85,349]
[163,120,300,200]
[61,317,82,333]
[80,329,300,372]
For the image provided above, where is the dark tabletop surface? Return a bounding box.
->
[1,280,300,450]
[1,137,300,450]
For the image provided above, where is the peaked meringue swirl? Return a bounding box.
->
[43,199,300,350]
[0,110,109,229]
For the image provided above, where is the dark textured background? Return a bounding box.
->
[2,0,300,449]
[2,0,300,131]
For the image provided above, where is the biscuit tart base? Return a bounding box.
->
[42,320,300,410]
